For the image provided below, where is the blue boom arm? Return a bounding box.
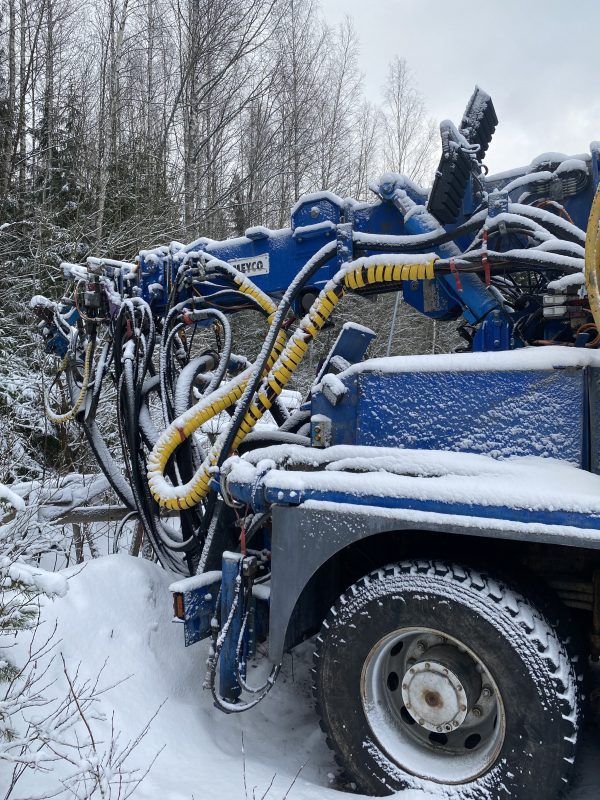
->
[35,88,600,358]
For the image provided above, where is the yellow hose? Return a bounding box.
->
[585,183,600,332]
[145,270,286,509]
[44,341,94,425]
[147,258,437,510]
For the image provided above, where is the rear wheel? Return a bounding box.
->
[313,560,579,797]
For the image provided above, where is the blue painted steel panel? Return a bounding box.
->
[281,488,600,530]
[224,473,600,530]
[180,579,220,647]
[312,367,586,465]
[227,478,600,532]
[220,553,244,702]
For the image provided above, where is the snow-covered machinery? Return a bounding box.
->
[32,88,600,797]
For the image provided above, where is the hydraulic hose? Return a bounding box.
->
[436,249,583,275]
[182,308,232,396]
[215,241,338,469]
[159,304,232,425]
[585,183,600,331]
[44,338,95,424]
[147,255,436,510]
[173,354,217,418]
[353,209,488,253]
[509,203,586,245]
[195,253,279,318]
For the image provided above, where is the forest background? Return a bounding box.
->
[0,0,450,484]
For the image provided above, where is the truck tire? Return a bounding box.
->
[313,559,579,798]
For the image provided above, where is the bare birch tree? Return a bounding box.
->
[381,55,437,184]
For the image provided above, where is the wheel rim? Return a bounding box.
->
[361,627,506,784]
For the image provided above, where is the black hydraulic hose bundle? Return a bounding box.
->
[112,298,200,573]
[113,279,269,570]
[353,204,586,256]
[434,250,582,275]
[214,240,337,470]
[187,240,337,545]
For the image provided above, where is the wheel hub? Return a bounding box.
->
[401,644,481,732]
[402,659,468,732]
[361,629,504,784]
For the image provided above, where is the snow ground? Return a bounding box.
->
[5,555,598,800]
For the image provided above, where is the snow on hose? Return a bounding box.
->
[44,340,94,425]
[145,263,287,510]
[585,182,600,331]
[147,255,437,510]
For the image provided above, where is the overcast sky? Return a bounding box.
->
[321,0,600,175]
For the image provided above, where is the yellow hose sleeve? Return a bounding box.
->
[147,258,437,510]
[226,270,278,317]
[145,271,283,509]
[585,183,600,332]
[44,341,94,425]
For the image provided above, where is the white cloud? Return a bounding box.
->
[321,0,599,173]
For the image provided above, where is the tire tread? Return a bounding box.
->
[313,558,579,797]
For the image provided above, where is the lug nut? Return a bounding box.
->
[472,706,482,717]
[482,687,492,698]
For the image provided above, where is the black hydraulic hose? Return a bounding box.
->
[112,510,140,553]
[82,420,135,509]
[508,202,586,245]
[234,601,280,702]
[203,260,273,300]
[139,375,162,449]
[215,240,337,470]
[173,354,216,417]
[161,322,185,424]
[191,285,271,316]
[181,308,232,396]
[435,249,583,274]
[159,300,192,424]
[269,396,289,427]
[159,300,230,425]
[465,225,548,254]
[205,564,281,713]
[122,368,196,564]
[352,208,488,253]
[114,300,197,571]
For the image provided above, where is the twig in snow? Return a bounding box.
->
[281,762,306,800]
[258,772,276,800]
[242,730,248,800]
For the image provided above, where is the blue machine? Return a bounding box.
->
[33,87,600,798]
